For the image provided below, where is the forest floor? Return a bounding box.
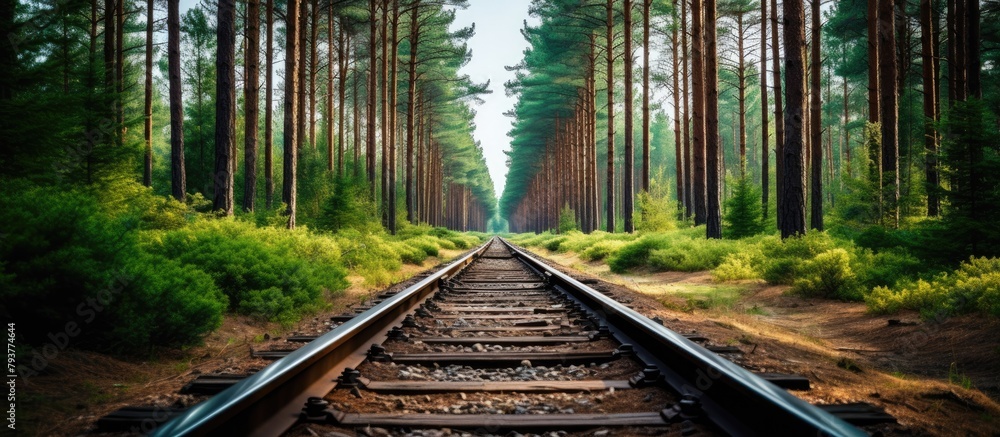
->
[16,248,468,437]
[535,248,1000,436]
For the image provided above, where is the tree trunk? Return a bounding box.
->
[265,0,274,208]
[338,18,347,176]
[737,13,747,178]
[760,0,769,218]
[624,0,635,233]
[770,0,784,228]
[780,0,807,238]
[168,0,186,202]
[214,0,236,215]
[244,0,260,212]
[406,2,420,224]
[879,0,899,227]
[704,0,721,239]
[298,0,309,151]
[388,0,399,234]
[672,0,684,211]
[810,0,823,230]
[309,0,319,149]
[692,0,707,226]
[144,0,154,188]
[380,0,389,228]
[606,0,616,232]
[327,5,335,172]
[682,0,693,217]
[284,0,300,228]
[965,0,980,99]
[867,0,880,122]
[642,0,651,193]
[368,0,378,197]
[104,0,114,130]
[921,0,939,216]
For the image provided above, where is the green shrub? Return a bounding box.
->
[558,205,578,234]
[0,184,134,346]
[317,174,381,233]
[608,235,670,272]
[545,236,569,251]
[713,248,764,282]
[580,239,627,261]
[148,220,348,322]
[793,249,859,299]
[854,249,922,289]
[111,254,226,351]
[762,258,801,285]
[404,236,440,257]
[636,179,677,233]
[865,257,1000,317]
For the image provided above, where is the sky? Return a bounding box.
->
[175,0,533,199]
[450,0,534,199]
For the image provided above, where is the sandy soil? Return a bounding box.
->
[534,249,1000,436]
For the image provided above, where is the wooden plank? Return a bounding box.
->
[414,336,591,345]
[446,326,567,332]
[363,379,633,393]
[816,403,896,425]
[435,306,541,313]
[335,411,667,428]
[180,374,251,395]
[389,351,617,366]
[428,314,564,320]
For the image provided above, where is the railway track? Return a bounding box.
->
[98,237,887,436]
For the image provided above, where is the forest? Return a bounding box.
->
[0,0,497,355]
[501,0,1000,319]
[1,0,999,396]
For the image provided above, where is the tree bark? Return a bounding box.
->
[368,0,378,198]
[338,18,347,176]
[168,0,186,202]
[406,1,420,224]
[284,0,300,228]
[388,0,399,234]
[298,0,309,151]
[867,0,880,122]
[642,0,651,193]
[265,0,275,208]
[672,0,684,212]
[214,0,236,215]
[921,0,939,216]
[144,0,154,188]
[879,0,899,227]
[965,0,980,99]
[244,0,260,212]
[770,0,784,228]
[704,0,721,238]
[780,0,807,238]
[682,0,693,217]
[624,0,635,233]
[692,0,707,226]
[606,0,616,232]
[327,4,335,172]
[760,0,769,219]
[810,0,823,230]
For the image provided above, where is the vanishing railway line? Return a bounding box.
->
[98,238,886,436]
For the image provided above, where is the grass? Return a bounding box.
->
[510,227,1000,320]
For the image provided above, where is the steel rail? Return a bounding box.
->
[501,238,867,437]
[149,239,493,437]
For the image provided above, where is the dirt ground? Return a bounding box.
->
[18,245,1000,436]
[535,249,1000,436]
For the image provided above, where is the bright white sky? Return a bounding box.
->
[176,0,532,198]
[451,0,534,199]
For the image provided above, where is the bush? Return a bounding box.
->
[713,248,764,282]
[636,179,677,233]
[793,249,859,299]
[558,205,578,234]
[317,174,381,233]
[110,254,226,351]
[608,235,670,272]
[866,257,1000,317]
[580,239,628,261]
[0,184,134,346]
[545,236,569,251]
[148,220,348,322]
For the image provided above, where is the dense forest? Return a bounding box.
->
[500,0,1000,317]
[0,0,497,355]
